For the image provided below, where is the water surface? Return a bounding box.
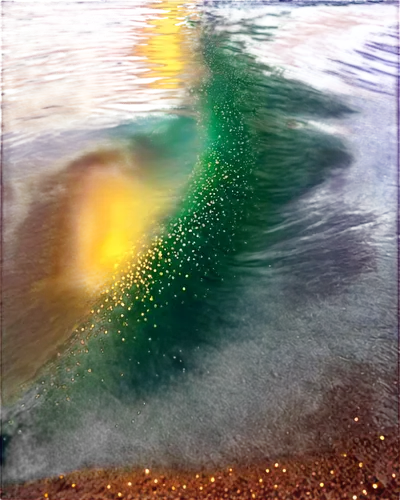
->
[1,0,398,487]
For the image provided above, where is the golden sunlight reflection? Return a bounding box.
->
[72,157,164,291]
[2,149,170,402]
[135,1,196,90]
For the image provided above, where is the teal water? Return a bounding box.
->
[2,2,397,482]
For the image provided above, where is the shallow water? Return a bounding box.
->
[1,0,398,485]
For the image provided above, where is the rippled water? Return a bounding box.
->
[1,0,398,485]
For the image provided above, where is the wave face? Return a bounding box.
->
[2,3,397,484]
[3,19,366,478]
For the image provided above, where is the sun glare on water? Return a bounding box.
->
[73,166,163,291]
